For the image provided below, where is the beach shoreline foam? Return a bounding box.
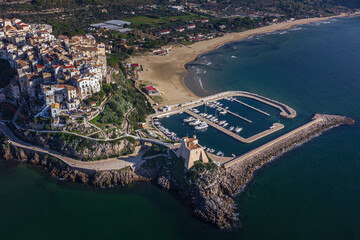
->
[132,12,359,106]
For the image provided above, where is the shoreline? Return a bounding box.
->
[133,12,359,106]
[1,114,354,229]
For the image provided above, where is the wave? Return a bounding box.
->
[290,27,303,31]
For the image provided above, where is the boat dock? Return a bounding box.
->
[184,110,284,144]
[217,106,252,123]
[232,98,270,116]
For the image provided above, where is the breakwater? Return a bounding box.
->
[204,114,355,228]
[0,114,354,229]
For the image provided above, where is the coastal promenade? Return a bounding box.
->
[0,123,172,172]
[184,110,284,144]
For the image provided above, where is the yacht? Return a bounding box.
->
[235,127,243,133]
[195,122,208,130]
[189,119,201,126]
[219,120,226,125]
[183,116,195,123]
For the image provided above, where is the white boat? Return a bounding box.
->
[193,109,200,113]
[183,117,195,123]
[206,114,213,119]
[229,126,235,131]
[210,149,215,153]
[219,110,227,115]
[235,127,243,133]
[154,121,161,125]
[189,119,201,126]
[223,123,228,127]
[195,122,208,130]
[216,151,223,156]
[219,120,226,125]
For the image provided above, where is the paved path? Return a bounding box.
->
[216,106,252,123]
[125,106,135,133]
[232,98,270,116]
[0,123,146,172]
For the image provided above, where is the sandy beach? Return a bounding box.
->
[131,13,357,106]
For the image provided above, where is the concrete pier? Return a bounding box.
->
[232,98,270,116]
[217,106,252,123]
[185,110,284,144]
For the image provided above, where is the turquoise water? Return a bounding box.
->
[1,16,360,239]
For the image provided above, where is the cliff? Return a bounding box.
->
[0,114,355,229]
[0,141,146,186]
[12,127,139,160]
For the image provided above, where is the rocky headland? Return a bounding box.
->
[0,114,355,229]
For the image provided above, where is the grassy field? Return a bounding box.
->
[124,13,209,27]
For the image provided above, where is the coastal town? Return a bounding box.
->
[0,18,109,126]
[0,2,358,231]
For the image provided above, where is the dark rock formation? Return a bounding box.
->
[93,168,148,188]
[0,114,355,229]
[157,176,170,190]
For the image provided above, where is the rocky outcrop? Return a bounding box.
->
[192,114,355,228]
[93,168,148,188]
[0,114,355,229]
[157,176,170,190]
[0,138,146,187]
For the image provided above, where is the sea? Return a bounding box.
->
[1,16,360,240]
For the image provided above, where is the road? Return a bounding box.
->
[0,123,145,172]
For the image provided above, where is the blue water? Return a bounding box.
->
[1,16,360,239]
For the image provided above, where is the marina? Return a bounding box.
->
[148,91,295,156]
[184,110,284,144]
